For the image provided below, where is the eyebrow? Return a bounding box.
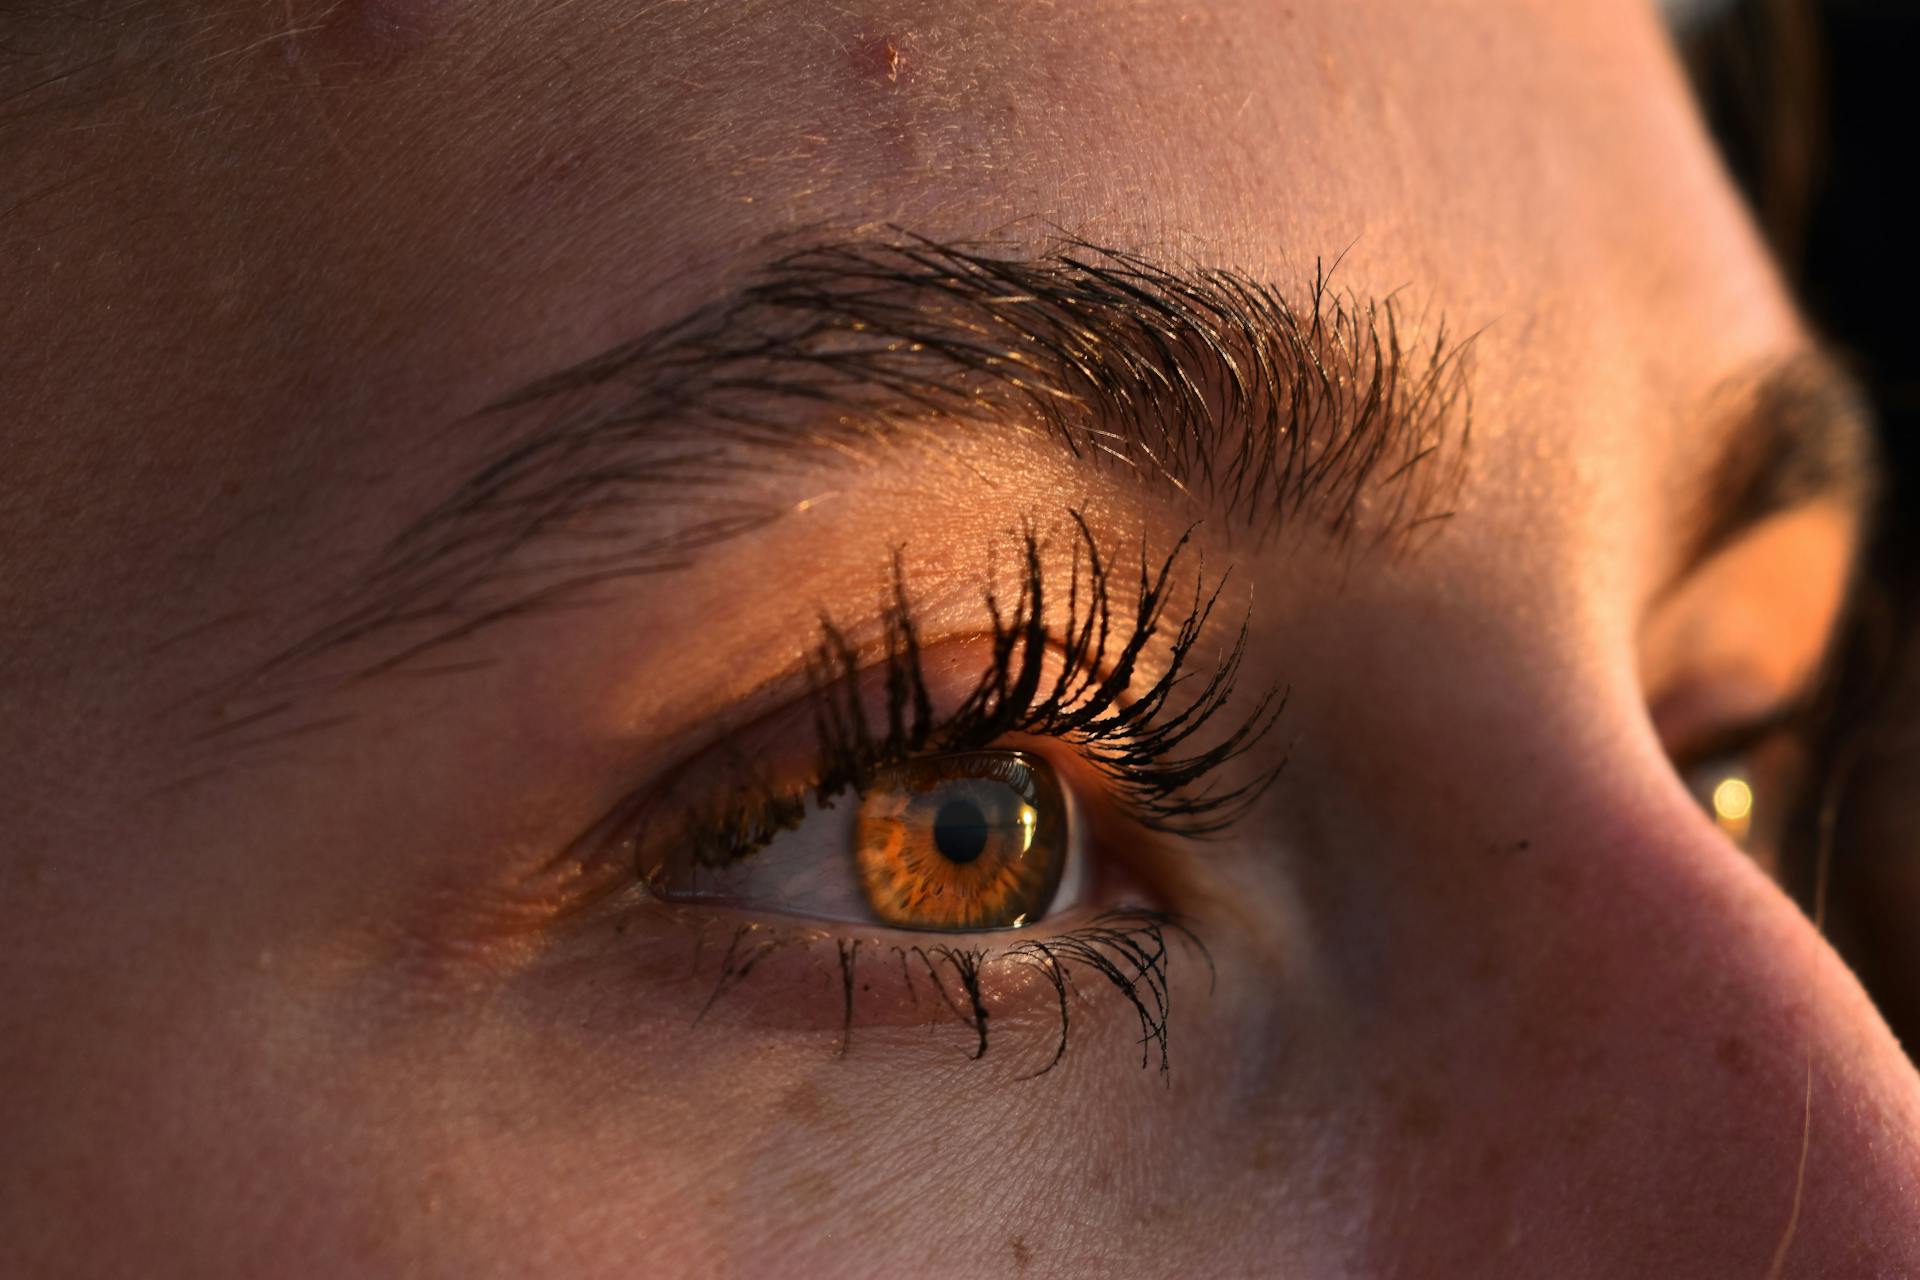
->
[1672,350,1879,587]
[251,232,1474,692]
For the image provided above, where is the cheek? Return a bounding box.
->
[269,953,1237,1277]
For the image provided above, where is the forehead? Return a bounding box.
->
[2,0,1799,675]
[303,2,1782,421]
[138,0,1780,326]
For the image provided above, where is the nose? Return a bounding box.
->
[1312,686,1920,1278]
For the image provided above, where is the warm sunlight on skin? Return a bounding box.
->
[4,1,1919,1277]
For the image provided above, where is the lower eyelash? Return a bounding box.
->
[695,908,1212,1078]
[1003,909,1215,1078]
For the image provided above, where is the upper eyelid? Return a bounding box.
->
[803,525,1285,834]
[609,522,1282,897]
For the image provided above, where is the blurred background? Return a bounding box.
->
[1678,0,1920,1053]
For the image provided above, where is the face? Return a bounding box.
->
[5,1,1918,1275]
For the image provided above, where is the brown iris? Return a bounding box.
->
[854,751,1068,930]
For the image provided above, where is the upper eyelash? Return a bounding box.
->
[674,514,1285,872]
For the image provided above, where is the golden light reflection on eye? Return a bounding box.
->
[853,751,1067,931]
[1711,773,1754,845]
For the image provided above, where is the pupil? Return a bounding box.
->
[932,797,991,865]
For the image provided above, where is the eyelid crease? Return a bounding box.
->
[1662,700,1809,773]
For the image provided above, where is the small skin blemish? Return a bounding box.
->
[1010,1236,1033,1270]
[849,30,915,87]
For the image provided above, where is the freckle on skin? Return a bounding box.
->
[1010,1236,1032,1269]
[849,30,916,87]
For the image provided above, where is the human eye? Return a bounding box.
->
[589,517,1275,1069]
[657,748,1086,931]
[1646,501,1863,885]
[1671,707,1810,878]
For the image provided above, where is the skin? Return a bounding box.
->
[4,0,1918,1276]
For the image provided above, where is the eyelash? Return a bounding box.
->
[632,515,1280,1071]
[699,908,1213,1078]
[672,514,1284,872]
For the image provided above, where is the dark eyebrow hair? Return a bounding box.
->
[245,231,1474,700]
[1672,349,1879,586]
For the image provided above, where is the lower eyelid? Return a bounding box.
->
[569,896,1206,1076]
